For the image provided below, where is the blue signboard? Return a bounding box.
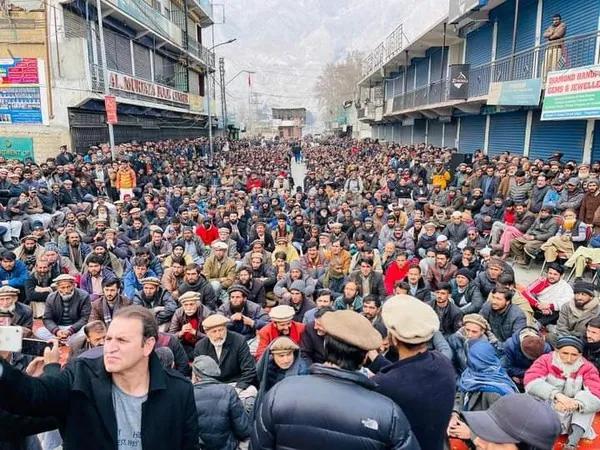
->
[0,86,43,124]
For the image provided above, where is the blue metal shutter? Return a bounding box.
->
[488,111,527,156]
[406,65,416,90]
[415,57,429,88]
[466,23,494,67]
[401,125,412,144]
[428,120,443,146]
[428,47,448,82]
[460,115,487,154]
[491,0,515,60]
[385,124,393,141]
[444,119,458,148]
[413,119,426,143]
[543,0,600,38]
[591,120,600,163]
[529,111,587,161]
[515,0,538,52]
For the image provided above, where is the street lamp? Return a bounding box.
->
[206,37,236,162]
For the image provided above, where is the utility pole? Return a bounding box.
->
[219,57,227,134]
[95,0,116,160]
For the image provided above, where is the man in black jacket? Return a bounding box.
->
[252,309,418,450]
[0,305,200,449]
[299,307,331,365]
[193,314,257,391]
[36,274,91,345]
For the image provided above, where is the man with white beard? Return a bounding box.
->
[35,274,91,344]
[0,285,33,336]
[193,314,258,411]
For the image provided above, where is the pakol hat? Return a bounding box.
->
[381,295,439,344]
[320,310,382,351]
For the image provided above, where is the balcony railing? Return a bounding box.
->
[187,38,215,69]
[362,24,404,78]
[384,31,599,115]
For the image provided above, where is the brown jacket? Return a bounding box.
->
[162,267,183,299]
[579,192,600,228]
[89,295,131,325]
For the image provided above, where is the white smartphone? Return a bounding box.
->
[0,326,23,353]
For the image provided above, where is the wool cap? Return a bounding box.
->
[0,286,20,297]
[320,309,382,351]
[573,280,596,297]
[436,234,448,243]
[521,334,546,360]
[269,336,299,354]
[555,335,584,353]
[202,314,230,330]
[178,291,201,304]
[140,277,161,286]
[211,241,228,250]
[44,242,60,253]
[53,274,76,284]
[463,313,489,332]
[269,305,295,322]
[289,280,306,293]
[456,268,473,281]
[381,295,440,344]
[227,284,250,297]
[192,355,221,378]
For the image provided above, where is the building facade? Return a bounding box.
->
[359,0,600,163]
[0,0,214,160]
[272,107,306,139]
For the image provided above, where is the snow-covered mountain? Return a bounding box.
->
[213,0,449,131]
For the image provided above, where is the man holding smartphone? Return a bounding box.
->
[0,305,199,449]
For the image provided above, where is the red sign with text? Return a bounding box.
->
[105,96,118,124]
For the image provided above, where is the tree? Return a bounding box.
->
[314,51,363,125]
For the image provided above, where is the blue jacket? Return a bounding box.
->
[122,269,157,299]
[193,379,250,450]
[0,260,29,289]
[501,333,552,379]
[373,351,455,450]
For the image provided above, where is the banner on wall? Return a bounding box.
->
[448,64,470,100]
[541,65,600,120]
[0,137,34,161]
[0,58,43,124]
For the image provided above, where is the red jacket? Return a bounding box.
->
[195,224,219,245]
[384,261,411,295]
[255,321,305,360]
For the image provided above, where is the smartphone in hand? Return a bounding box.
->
[21,338,53,357]
[0,326,23,353]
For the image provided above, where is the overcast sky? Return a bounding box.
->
[212,0,448,129]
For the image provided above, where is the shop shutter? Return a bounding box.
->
[515,0,538,52]
[592,120,600,163]
[413,119,426,143]
[444,119,458,148]
[491,0,515,60]
[133,43,152,80]
[406,65,416,91]
[459,115,486,154]
[529,111,587,161]
[488,111,527,156]
[415,57,429,88]
[543,0,600,38]
[428,120,443,146]
[465,23,493,67]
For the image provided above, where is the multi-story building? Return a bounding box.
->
[0,0,215,160]
[272,107,306,139]
[359,0,600,163]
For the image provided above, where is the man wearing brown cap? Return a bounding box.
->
[252,310,418,450]
[373,295,456,450]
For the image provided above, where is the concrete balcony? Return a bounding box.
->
[187,38,215,70]
[102,0,184,46]
[186,0,213,26]
[381,31,599,119]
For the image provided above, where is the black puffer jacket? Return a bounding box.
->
[251,364,420,450]
[193,379,250,450]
